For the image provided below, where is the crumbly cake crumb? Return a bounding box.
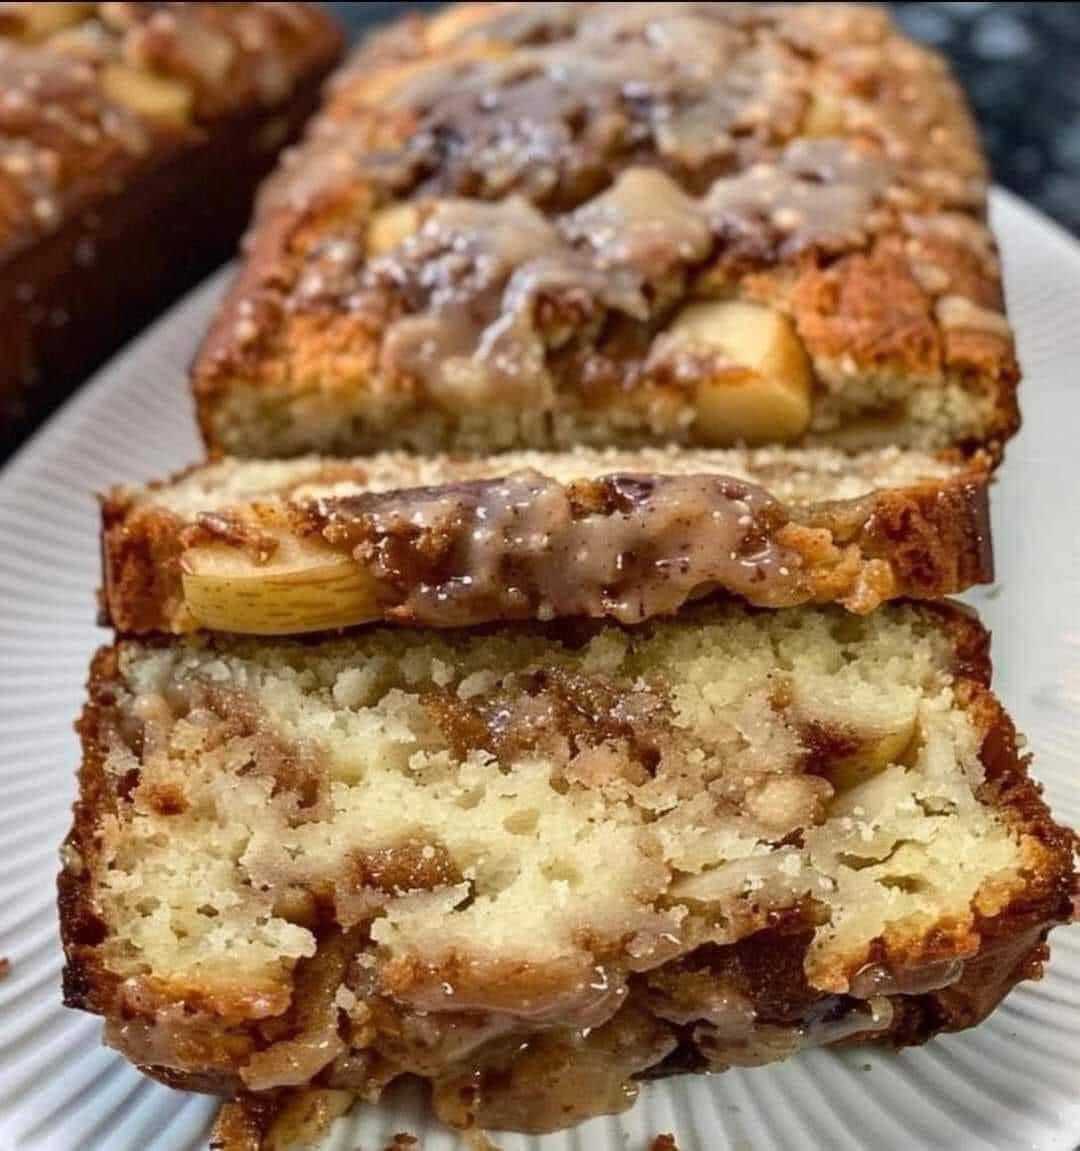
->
[60,603,1075,1134]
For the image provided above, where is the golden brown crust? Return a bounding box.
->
[100,459,994,635]
[100,490,189,634]
[192,2,1019,458]
[59,606,1077,1133]
[59,646,124,1019]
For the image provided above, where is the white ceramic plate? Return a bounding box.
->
[0,189,1078,1151]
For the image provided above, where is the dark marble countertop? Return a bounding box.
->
[329,1,1080,237]
[891,2,1080,236]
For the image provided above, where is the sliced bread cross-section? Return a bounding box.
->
[60,602,1076,1135]
[102,445,992,636]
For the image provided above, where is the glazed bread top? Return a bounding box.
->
[0,2,341,262]
[100,445,992,635]
[60,604,1076,1131]
[194,2,1018,458]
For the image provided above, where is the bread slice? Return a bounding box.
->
[60,602,1075,1136]
[102,445,992,636]
[193,3,1019,459]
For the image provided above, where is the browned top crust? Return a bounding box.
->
[100,448,993,635]
[0,3,342,262]
[193,2,1019,458]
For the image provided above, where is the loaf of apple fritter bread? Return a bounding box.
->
[101,445,992,635]
[194,2,1019,459]
[0,2,341,444]
[60,603,1076,1136]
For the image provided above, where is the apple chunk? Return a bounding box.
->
[803,90,847,137]
[367,203,421,256]
[823,719,917,791]
[102,64,193,124]
[181,537,381,635]
[667,299,813,444]
[792,679,919,790]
